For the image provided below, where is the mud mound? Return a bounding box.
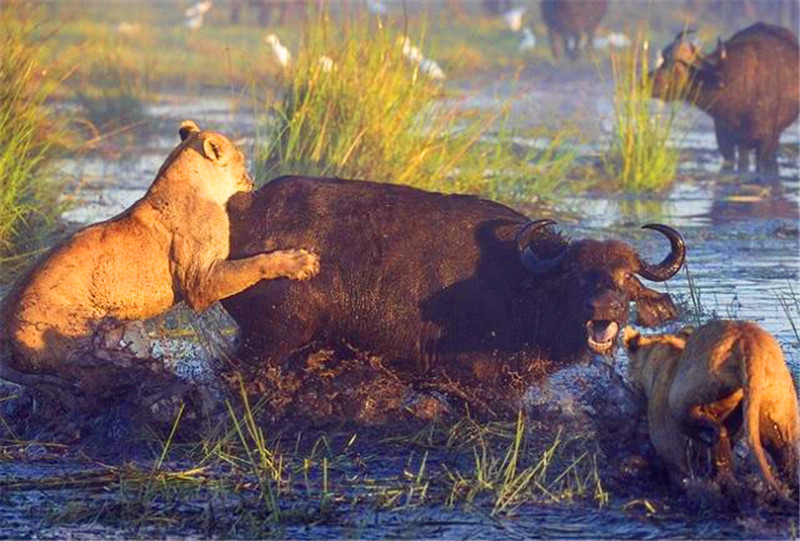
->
[223,343,558,427]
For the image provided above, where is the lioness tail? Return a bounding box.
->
[741,338,789,499]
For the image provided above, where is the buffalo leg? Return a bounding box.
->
[737,145,751,174]
[565,34,577,61]
[239,312,318,369]
[585,30,597,59]
[254,0,271,26]
[756,137,780,176]
[230,0,242,23]
[547,28,561,60]
[229,284,321,369]
[714,121,736,172]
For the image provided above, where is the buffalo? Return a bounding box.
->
[540,0,609,61]
[651,23,799,175]
[223,176,685,387]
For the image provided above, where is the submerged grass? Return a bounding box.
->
[2,391,608,536]
[442,412,607,514]
[256,13,574,203]
[0,9,68,267]
[605,31,693,192]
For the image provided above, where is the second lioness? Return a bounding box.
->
[1,121,319,410]
[624,320,799,500]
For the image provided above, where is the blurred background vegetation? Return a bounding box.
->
[0,0,795,278]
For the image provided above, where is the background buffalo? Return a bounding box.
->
[541,0,609,61]
[223,176,686,388]
[651,23,799,175]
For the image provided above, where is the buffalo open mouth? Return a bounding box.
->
[586,320,620,354]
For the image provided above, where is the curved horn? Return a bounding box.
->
[515,219,566,276]
[515,219,556,250]
[636,224,686,282]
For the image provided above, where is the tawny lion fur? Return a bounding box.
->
[623,320,799,498]
[1,120,319,403]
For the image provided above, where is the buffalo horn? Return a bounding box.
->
[515,219,565,276]
[636,224,686,282]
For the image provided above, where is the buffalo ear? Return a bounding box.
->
[634,289,678,327]
[694,58,725,90]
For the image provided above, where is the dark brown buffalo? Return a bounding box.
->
[223,176,685,385]
[540,0,608,61]
[651,23,799,174]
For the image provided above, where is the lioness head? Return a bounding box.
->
[151,120,254,206]
[622,326,693,394]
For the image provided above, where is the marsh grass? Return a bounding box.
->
[74,40,154,131]
[3,395,608,536]
[441,413,607,514]
[777,281,800,346]
[606,31,694,192]
[256,13,574,203]
[0,10,68,270]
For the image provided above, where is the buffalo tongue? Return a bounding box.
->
[591,321,619,343]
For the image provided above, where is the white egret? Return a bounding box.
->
[265,34,292,67]
[502,6,527,33]
[519,26,536,51]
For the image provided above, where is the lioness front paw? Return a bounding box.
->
[279,249,320,280]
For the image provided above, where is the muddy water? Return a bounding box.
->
[2,89,799,539]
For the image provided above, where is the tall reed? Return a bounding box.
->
[256,13,572,203]
[0,9,66,265]
[75,39,153,131]
[606,32,693,192]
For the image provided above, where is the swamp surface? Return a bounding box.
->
[1,66,799,539]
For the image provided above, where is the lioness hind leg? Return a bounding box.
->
[686,398,742,482]
[709,425,735,479]
[761,413,799,493]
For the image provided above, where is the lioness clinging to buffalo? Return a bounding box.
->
[623,321,799,503]
[0,121,319,413]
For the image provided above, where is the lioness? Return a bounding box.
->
[623,320,799,501]
[1,120,319,411]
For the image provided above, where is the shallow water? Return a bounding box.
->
[2,85,799,539]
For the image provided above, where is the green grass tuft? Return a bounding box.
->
[605,31,693,192]
[0,8,68,271]
[75,47,151,131]
[256,13,573,203]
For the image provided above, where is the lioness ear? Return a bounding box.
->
[179,120,201,141]
[622,326,641,352]
[202,134,229,164]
